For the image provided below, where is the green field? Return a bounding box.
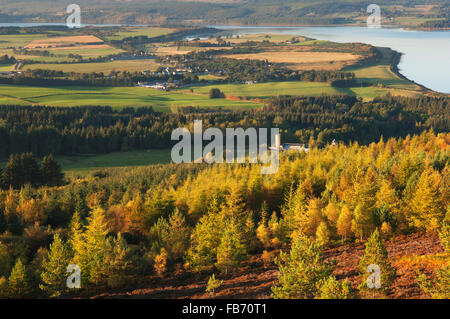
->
[348,65,418,90]
[0,149,172,176]
[181,81,396,100]
[0,84,262,110]
[57,149,172,175]
[23,59,160,73]
[0,34,47,48]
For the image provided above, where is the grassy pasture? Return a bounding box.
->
[0,34,48,49]
[57,149,172,175]
[39,45,123,58]
[23,59,160,73]
[0,84,262,111]
[0,149,173,176]
[350,65,418,90]
[181,81,420,101]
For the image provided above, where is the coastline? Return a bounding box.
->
[1,21,450,32]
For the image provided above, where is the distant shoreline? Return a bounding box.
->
[1,22,449,32]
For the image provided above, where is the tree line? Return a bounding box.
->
[0,153,65,189]
[0,94,448,159]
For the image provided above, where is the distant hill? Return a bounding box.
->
[0,0,448,28]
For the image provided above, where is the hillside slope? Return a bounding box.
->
[93,232,444,299]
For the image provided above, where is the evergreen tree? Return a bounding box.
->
[42,155,64,186]
[352,204,375,240]
[439,223,450,252]
[359,229,396,297]
[186,205,225,271]
[8,258,32,298]
[39,234,72,297]
[0,242,12,278]
[154,248,167,276]
[271,235,334,299]
[417,222,449,299]
[206,274,223,298]
[316,276,353,299]
[3,153,42,189]
[75,208,110,286]
[418,265,450,299]
[337,205,352,240]
[215,220,247,274]
[316,221,330,246]
[409,168,444,231]
[103,233,133,288]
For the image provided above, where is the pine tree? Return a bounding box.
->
[316,221,330,246]
[409,168,444,231]
[418,265,450,299]
[376,180,403,231]
[337,205,352,240]
[316,276,353,299]
[271,235,334,299]
[185,206,225,271]
[42,155,64,186]
[69,211,84,267]
[39,234,72,297]
[104,233,133,288]
[359,229,396,297]
[3,153,42,189]
[75,208,110,286]
[8,258,32,298]
[0,242,12,278]
[206,274,223,298]
[417,222,450,299]
[351,204,374,240]
[154,248,167,276]
[439,222,450,252]
[215,220,247,274]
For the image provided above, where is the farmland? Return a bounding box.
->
[220,50,361,71]
[180,81,417,101]
[0,84,262,110]
[22,59,160,73]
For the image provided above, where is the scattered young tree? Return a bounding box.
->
[271,235,334,299]
[316,221,330,246]
[103,233,133,288]
[409,167,444,231]
[206,274,223,298]
[8,258,32,298]
[40,234,72,297]
[215,220,247,274]
[359,229,396,297]
[154,248,168,276]
[417,223,450,299]
[316,276,353,299]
